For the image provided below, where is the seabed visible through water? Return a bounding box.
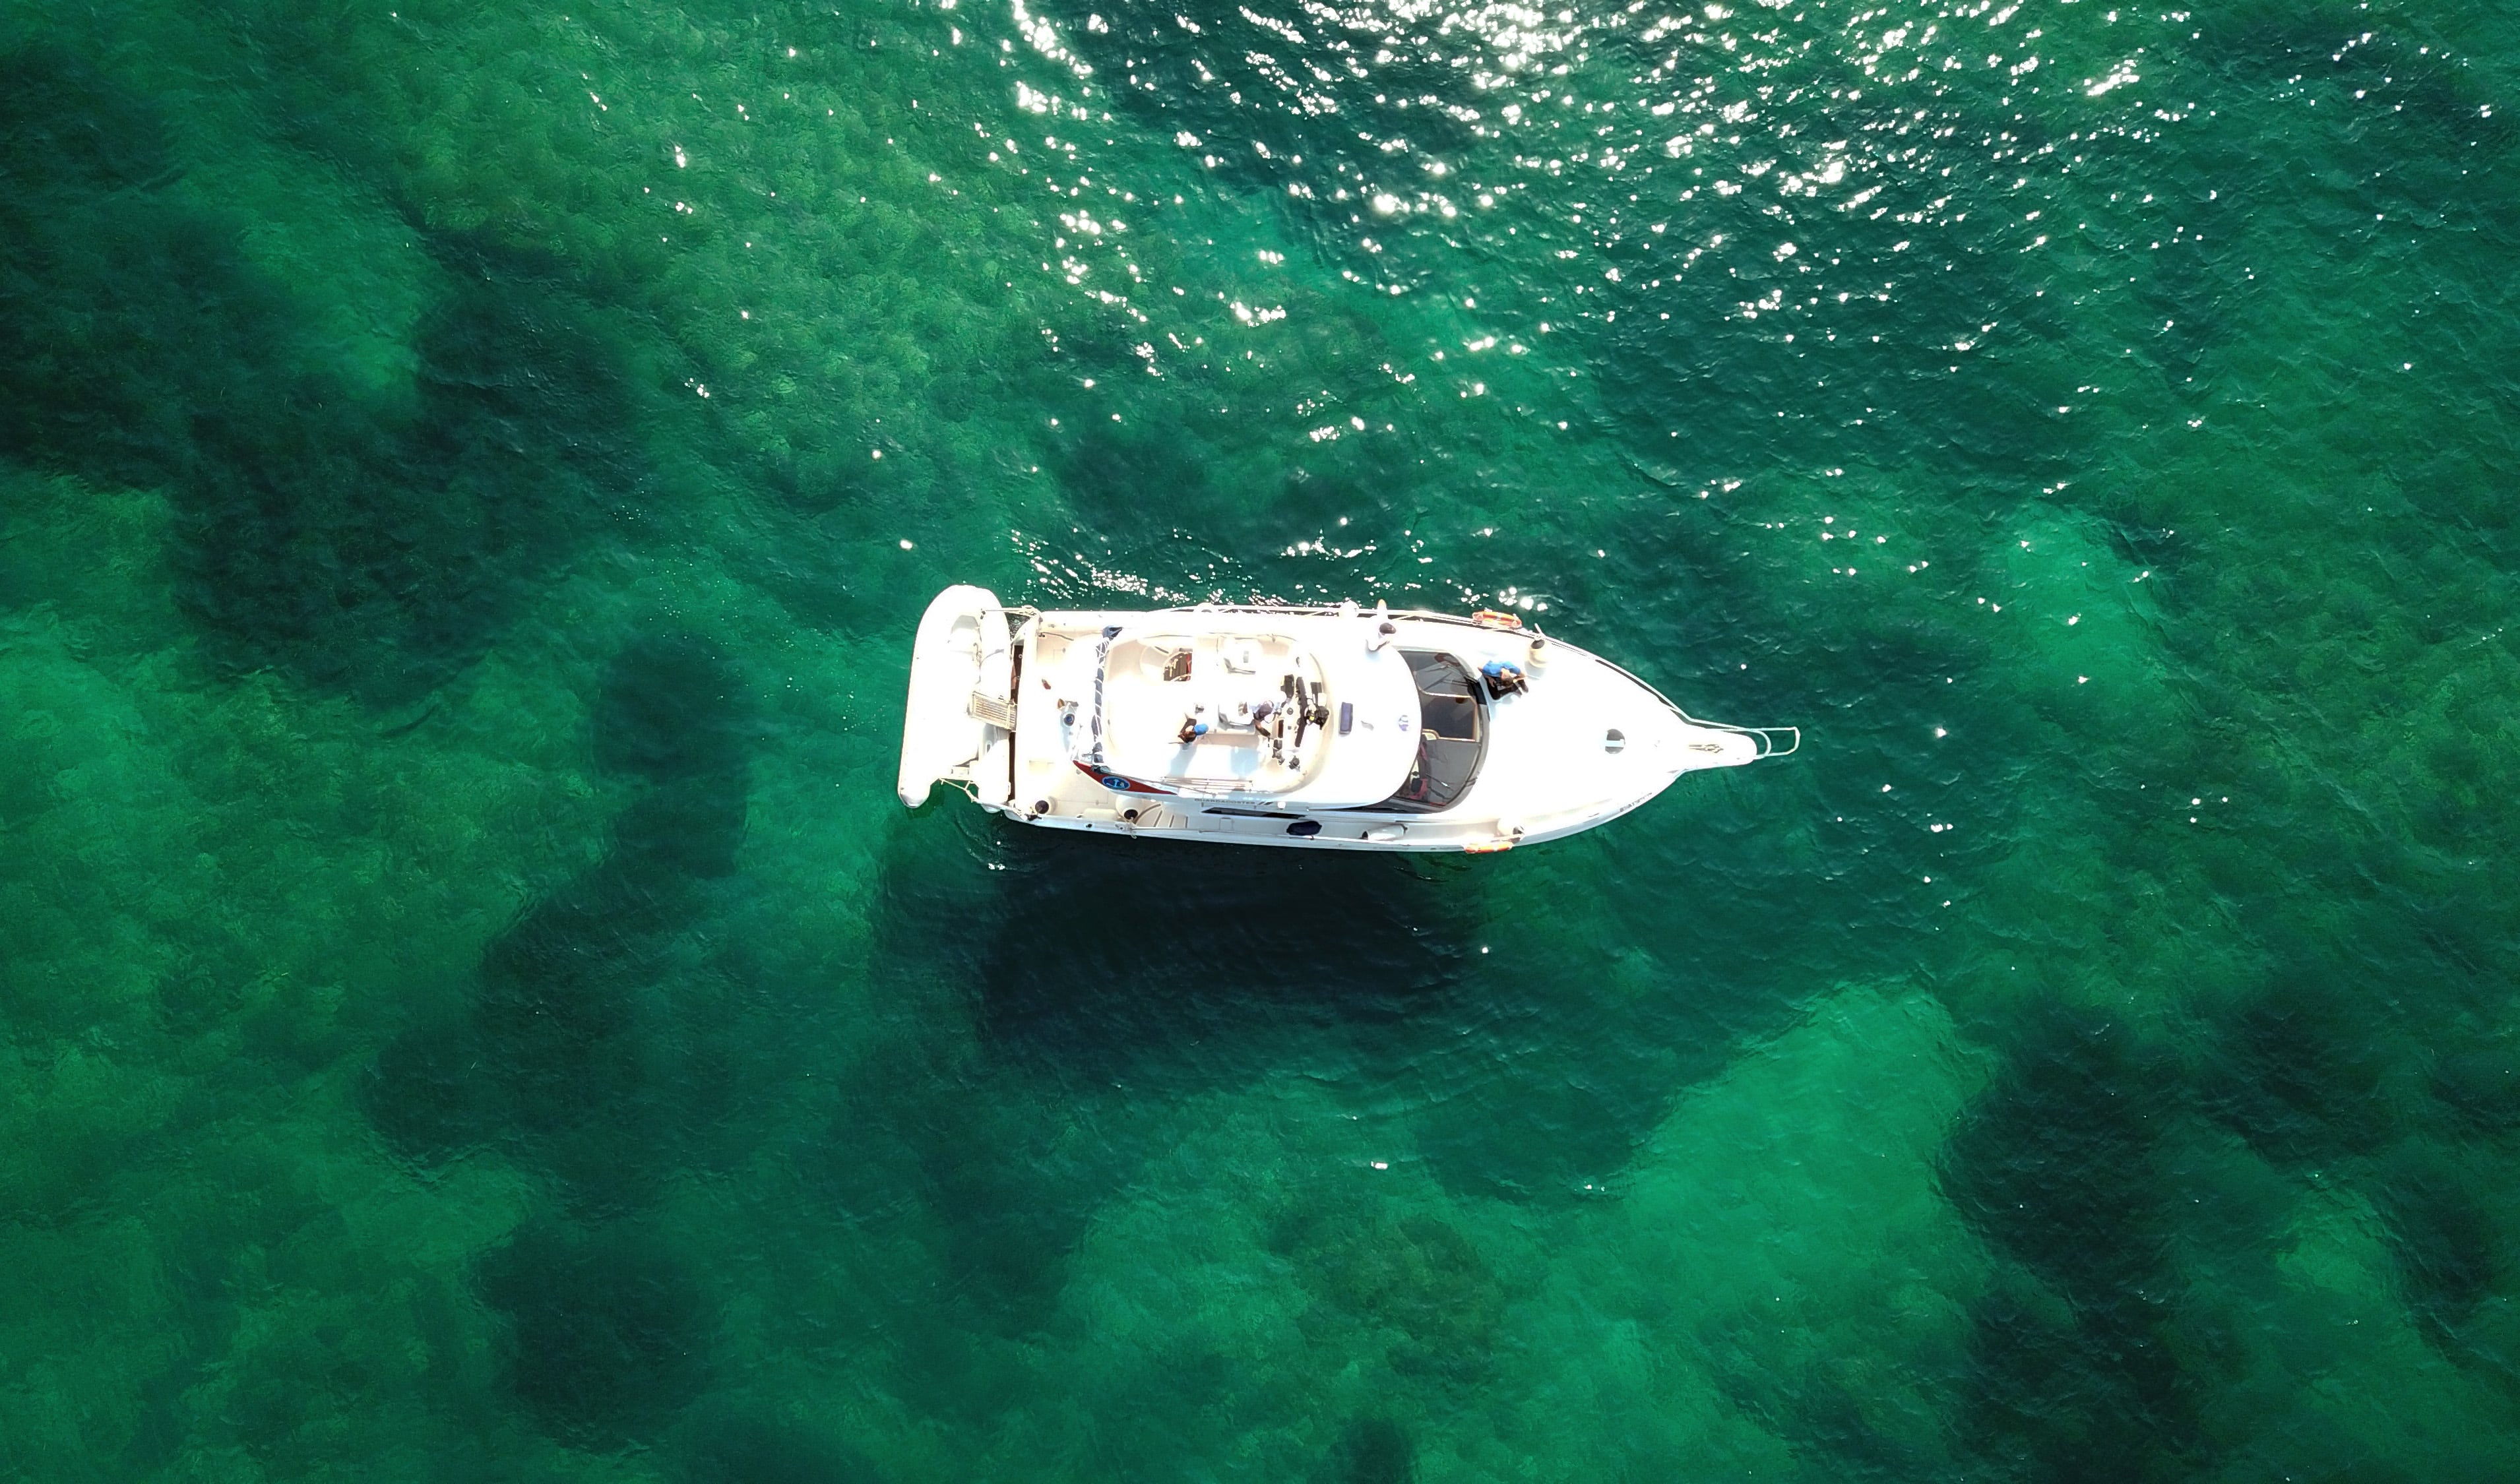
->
[2,0,2518,1479]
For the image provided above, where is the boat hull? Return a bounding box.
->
[904,600,1792,853]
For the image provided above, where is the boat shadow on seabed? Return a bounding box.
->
[871,793,1824,1199]
[921,816,1487,1090]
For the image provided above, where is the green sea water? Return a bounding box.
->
[3,0,2517,1477]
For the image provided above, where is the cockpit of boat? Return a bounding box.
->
[1096,631,1333,794]
[1069,620,1492,812]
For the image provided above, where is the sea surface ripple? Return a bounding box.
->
[1,0,2517,1478]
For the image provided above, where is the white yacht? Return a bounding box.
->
[897,585,1795,851]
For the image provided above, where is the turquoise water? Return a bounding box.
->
[3,0,2517,1476]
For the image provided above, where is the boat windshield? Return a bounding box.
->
[1372,650,1487,813]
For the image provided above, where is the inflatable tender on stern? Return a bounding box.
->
[897,584,1015,808]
